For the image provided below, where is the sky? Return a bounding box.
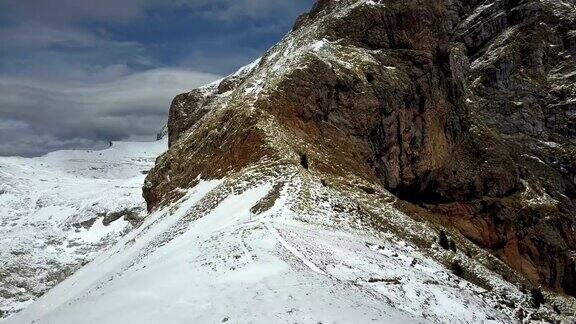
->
[0,0,314,156]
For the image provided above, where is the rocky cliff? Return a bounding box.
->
[145,0,576,301]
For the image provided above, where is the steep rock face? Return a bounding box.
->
[145,0,576,297]
[144,60,274,210]
[443,0,576,296]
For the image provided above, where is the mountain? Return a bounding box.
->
[5,0,576,322]
[0,140,166,318]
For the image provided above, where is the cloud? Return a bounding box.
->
[0,69,219,156]
[172,0,313,22]
[0,0,149,25]
[0,0,314,156]
[0,0,312,25]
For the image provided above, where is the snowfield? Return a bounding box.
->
[0,140,166,317]
[4,163,535,323]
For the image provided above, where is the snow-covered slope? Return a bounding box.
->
[4,0,576,321]
[0,140,166,317]
[4,163,563,323]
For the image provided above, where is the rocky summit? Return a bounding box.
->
[8,0,576,323]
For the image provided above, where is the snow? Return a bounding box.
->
[68,216,129,244]
[541,140,561,148]
[233,57,262,77]
[0,139,166,317]
[5,166,527,323]
[5,181,411,323]
[310,39,327,52]
[365,0,385,7]
[262,220,327,276]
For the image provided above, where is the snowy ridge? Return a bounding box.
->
[0,140,166,317]
[4,162,546,323]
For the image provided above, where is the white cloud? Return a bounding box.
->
[0,68,220,156]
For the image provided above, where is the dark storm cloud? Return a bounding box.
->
[0,0,314,156]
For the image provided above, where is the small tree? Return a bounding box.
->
[451,260,464,278]
[531,287,545,308]
[449,240,457,253]
[300,154,309,170]
[438,230,450,250]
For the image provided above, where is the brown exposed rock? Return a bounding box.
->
[167,90,214,147]
[144,107,273,211]
[145,0,576,297]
